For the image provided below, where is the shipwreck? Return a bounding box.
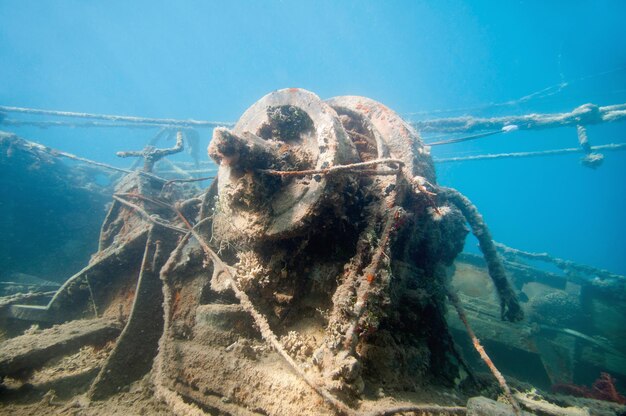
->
[1,88,624,416]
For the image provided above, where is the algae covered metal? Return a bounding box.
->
[3,89,622,416]
[153,88,520,415]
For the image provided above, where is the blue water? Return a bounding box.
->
[1,0,625,275]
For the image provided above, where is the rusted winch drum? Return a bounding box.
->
[208,88,358,240]
[325,95,435,182]
[208,89,435,242]
[157,89,473,416]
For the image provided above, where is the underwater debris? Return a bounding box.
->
[151,89,524,415]
[576,124,604,168]
[411,102,626,133]
[448,290,521,415]
[494,241,626,292]
[428,204,452,221]
[528,291,583,327]
[0,104,233,128]
[552,373,626,405]
[0,132,112,282]
[10,89,623,416]
[0,318,121,380]
[434,142,626,164]
[116,131,184,172]
[441,187,524,322]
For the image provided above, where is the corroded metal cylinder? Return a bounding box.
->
[208,88,358,241]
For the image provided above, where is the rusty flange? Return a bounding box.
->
[326,95,435,182]
[209,88,356,240]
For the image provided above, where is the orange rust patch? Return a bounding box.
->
[92,339,116,353]
[366,273,375,284]
[278,143,291,155]
[124,288,136,309]
[172,289,182,315]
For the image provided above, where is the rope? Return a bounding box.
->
[18,136,132,175]
[4,100,625,169]
[494,242,625,283]
[426,129,505,146]
[258,158,404,177]
[434,142,626,163]
[440,187,524,322]
[448,290,521,415]
[0,105,234,128]
[2,100,624,137]
[111,195,189,234]
[157,168,218,175]
[576,124,604,168]
[14,135,170,182]
[412,103,626,133]
[1,118,178,129]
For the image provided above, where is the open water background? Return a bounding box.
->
[1,0,625,275]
